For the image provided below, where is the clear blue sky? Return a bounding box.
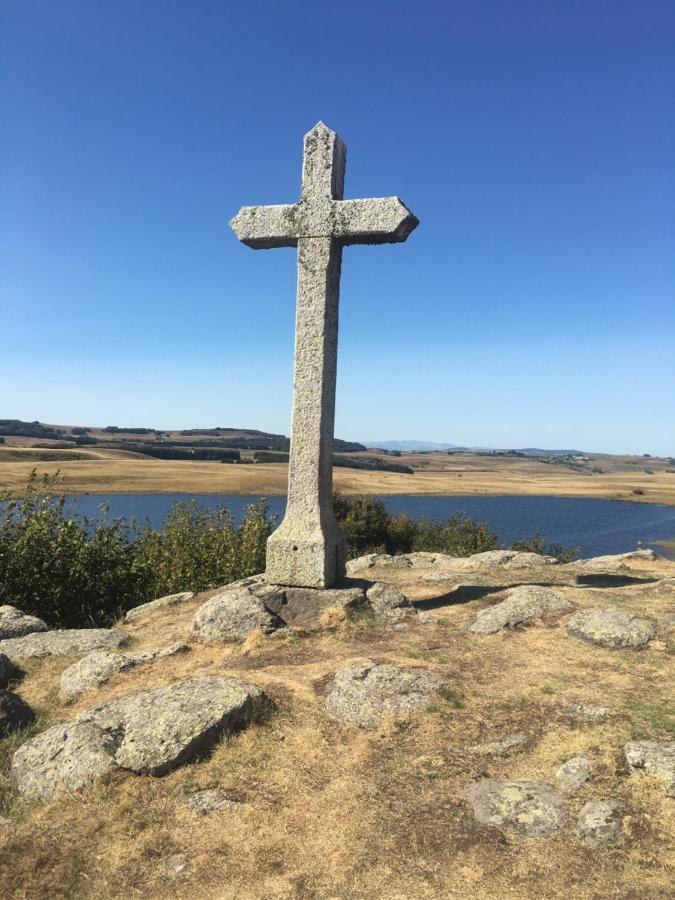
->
[2,1,673,454]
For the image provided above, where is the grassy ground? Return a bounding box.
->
[2,447,675,506]
[1,554,673,898]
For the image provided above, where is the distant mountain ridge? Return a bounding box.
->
[366,440,586,456]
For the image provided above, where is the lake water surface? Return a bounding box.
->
[60,493,675,560]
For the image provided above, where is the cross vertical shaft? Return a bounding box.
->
[230,122,418,588]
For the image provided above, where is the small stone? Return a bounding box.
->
[0,605,48,640]
[467,734,526,755]
[624,740,674,796]
[365,582,415,622]
[190,587,282,642]
[181,788,240,815]
[164,854,188,874]
[576,800,622,847]
[467,585,573,635]
[562,704,613,721]
[556,756,591,794]
[0,628,126,663]
[0,690,35,737]
[417,612,441,624]
[464,780,567,837]
[324,661,448,729]
[124,591,194,623]
[566,608,656,650]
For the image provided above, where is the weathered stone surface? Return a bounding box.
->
[574,549,658,570]
[191,587,282,642]
[556,756,591,794]
[0,652,13,686]
[231,122,417,589]
[566,608,656,650]
[624,740,675,795]
[324,661,447,728]
[280,584,366,627]
[464,780,567,837]
[181,788,240,815]
[59,644,188,702]
[448,550,559,572]
[576,801,622,847]
[365,582,415,621]
[467,585,573,635]
[0,605,48,640]
[0,689,35,737]
[467,734,526,755]
[345,554,380,574]
[562,704,614,721]
[124,591,194,623]
[164,854,189,874]
[12,676,264,800]
[0,628,127,663]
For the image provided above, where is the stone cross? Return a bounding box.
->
[230,122,418,588]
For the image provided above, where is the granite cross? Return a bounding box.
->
[230,122,418,588]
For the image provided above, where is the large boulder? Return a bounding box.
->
[12,676,265,801]
[59,643,188,702]
[576,800,622,847]
[0,689,35,737]
[324,661,447,728]
[365,582,415,622]
[0,605,48,640]
[124,592,195,624]
[566,608,656,650]
[191,587,283,642]
[467,585,573,635]
[445,550,559,572]
[624,740,674,796]
[0,628,127,663]
[574,549,658,570]
[464,780,567,837]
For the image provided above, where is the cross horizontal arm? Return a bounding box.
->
[334,197,419,245]
[229,204,298,249]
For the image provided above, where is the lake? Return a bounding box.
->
[57,493,675,560]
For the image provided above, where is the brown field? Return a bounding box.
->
[1,553,673,898]
[1,445,675,507]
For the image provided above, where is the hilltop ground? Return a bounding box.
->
[1,550,673,899]
[1,443,675,507]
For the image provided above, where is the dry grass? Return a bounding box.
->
[0,554,673,898]
[2,448,675,507]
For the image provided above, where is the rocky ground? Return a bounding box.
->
[0,549,673,899]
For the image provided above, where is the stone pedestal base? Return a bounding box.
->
[265,521,346,589]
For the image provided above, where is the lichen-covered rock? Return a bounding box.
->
[0,689,35,737]
[124,591,195,623]
[191,587,282,642]
[562,704,614,721]
[447,550,559,572]
[574,549,658,570]
[181,788,240,815]
[365,582,415,621]
[0,605,48,640]
[59,643,189,702]
[324,661,447,728]
[556,756,591,794]
[576,801,622,847]
[12,676,264,800]
[345,554,381,574]
[566,608,656,650]
[277,584,366,627]
[0,652,13,687]
[467,585,573,635]
[0,628,127,663]
[624,740,675,796]
[464,780,567,837]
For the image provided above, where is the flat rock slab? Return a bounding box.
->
[346,550,558,573]
[265,583,367,627]
[12,676,264,801]
[180,788,240,815]
[464,780,567,837]
[124,591,195,623]
[576,800,622,847]
[0,628,127,663]
[556,756,591,794]
[624,740,674,796]
[0,605,48,640]
[467,585,573,635]
[0,689,35,737]
[59,643,188,702]
[574,549,658,570]
[324,661,447,729]
[566,608,656,650]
